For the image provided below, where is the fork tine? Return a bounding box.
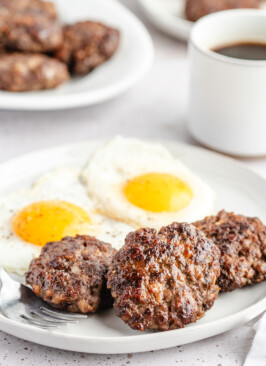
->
[40,307,87,320]
[20,314,60,329]
[29,310,78,324]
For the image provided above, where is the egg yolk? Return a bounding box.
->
[12,200,91,246]
[124,173,193,213]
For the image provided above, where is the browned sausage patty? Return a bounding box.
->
[54,21,120,75]
[0,0,63,52]
[185,0,260,22]
[0,53,69,91]
[193,210,266,292]
[26,235,117,313]
[107,223,220,331]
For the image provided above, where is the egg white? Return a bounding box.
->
[82,137,215,229]
[0,167,133,275]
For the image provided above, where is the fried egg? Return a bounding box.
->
[0,167,133,275]
[82,137,215,229]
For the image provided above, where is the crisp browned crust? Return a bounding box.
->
[185,0,260,22]
[26,235,117,313]
[107,223,220,331]
[193,210,266,292]
[0,53,69,91]
[54,21,120,75]
[0,0,63,52]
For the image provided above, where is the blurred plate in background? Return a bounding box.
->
[138,0,192,41]
[0,0,153,111]
[137,0,266,41]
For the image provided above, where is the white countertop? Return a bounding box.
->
[0,1,265,364]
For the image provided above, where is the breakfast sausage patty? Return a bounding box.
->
[26,235,117,313]
[107,223,220,331]
[0,53,69,92]
[185,0,260,22]
[0,0,63,52]
[54,21,120,75]
[193,210,266,292]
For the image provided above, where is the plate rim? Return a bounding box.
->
[0,139,266,353]
[137,0,193,41]
[0,0,154,111]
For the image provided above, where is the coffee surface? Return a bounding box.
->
[213,42,266,60]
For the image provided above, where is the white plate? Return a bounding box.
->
[137,0,266,41]
[1,140,266,354]
[0,0,153,110]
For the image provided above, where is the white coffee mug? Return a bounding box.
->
[188,9,266,157]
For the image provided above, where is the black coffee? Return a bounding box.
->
[213,42,266,60]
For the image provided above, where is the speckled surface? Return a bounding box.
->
[0,0,266,364]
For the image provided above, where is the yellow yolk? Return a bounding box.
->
[12,200,91,247]
[124,173,193,213]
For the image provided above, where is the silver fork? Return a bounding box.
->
[0,267,87,329]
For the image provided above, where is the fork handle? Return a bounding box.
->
[0,266,12,285]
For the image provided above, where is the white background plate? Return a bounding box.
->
[137,0,266,41]
[0,140,266,354]
[0,0,153,110]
